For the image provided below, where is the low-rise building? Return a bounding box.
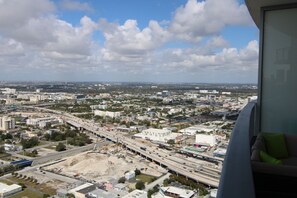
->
[68,183,96,198]
[94,110,121,118]
[122,190,147,198]
[0,116,15,131]
[195,134,217,147]
[0,182,22,197]
[180,125,216,135]
[26,117,61,128]
[4,144,18,151]
[90,104,108,111]
[134,128,180,142]
[213,148,227,158]
[125,171,135,180]
[86,188,117,198]
[153,186,195,198]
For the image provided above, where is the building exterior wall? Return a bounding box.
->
[0,116,15,131]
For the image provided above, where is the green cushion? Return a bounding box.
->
[262,133,289,158]
[260,150,283,165]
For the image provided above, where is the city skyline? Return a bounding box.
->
[0,0,259,83]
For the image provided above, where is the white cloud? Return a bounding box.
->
[60,0,93,12]
[0,0,258,82]
[156,40,259,73]
[0,38,25,56]
[0,0,55,30]
[170,0,253,42]
[100,19,170,62]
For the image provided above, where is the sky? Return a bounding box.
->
[0,0,259,83]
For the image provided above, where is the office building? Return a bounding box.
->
[0,116,15,131]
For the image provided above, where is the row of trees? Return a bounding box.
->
[56,143,66,151]
[44,130,92,146]
[21,137,39,149]
[23,149,38,157]
[148,185,159,198]
[0,165,17,176]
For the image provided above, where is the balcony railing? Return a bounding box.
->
[217,101,257,198]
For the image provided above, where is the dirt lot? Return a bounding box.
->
[44,149,164,183]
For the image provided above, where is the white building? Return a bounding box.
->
[0,182,22,197]
[4,144,18,151]
[68,183,94,198]
[153,186,195,198]
[122,190,147,198]
[195,134,217,147]
[1,88,16,95]
[5,98,16,105]
[213,148,227,158]
[87,188,117,198]
[26,117,60,128]
[130,125,146,132]
[210,189,218,198]
[90,104,108,111]
[0,116,15,131]
[94,110,121,118]
[125,170,135,180]
[134,128,180,142]
[180,125,216,135]
[29,95,39,103]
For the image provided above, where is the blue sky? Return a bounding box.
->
[0,0,259,83]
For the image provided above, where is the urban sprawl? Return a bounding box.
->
[0,82,257,198]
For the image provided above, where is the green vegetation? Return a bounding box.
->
[118,177,126,183]
[148,185,159,198]
[56,143,66,151]
[135,181,145,190]
[10,174,56,196]
[50,103,92,113]
[0,146,5,154]
[0,132,13,140]
[44,130,92,147]
[167,139,175,145]
[22,149,38,157]
[0,164,18,176]
[134,168,141,176]
[10,188,42,198]
[136,174,156,184]
[21,137,39,149]
[167,174,208,196]
[76,113,93,120]
[66,193,75,198]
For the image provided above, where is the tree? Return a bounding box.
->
[148,185,159,198]
[135,181,145,190]
[56,143,66,151]
[66,193,75,198]
[18,183,26,189]
[0,146,5,154]
[167,139,175,145]
[32,149,38,155]
[21,137,39,149]
[163,179,169,187]
[134,169,141,176]
[118,177,126,183]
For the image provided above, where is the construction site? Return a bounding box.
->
[43,143,166,183]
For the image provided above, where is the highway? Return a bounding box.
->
[23,106,220,187]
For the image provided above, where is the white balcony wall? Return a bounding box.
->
[261,7,297,134]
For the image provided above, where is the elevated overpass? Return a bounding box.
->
[22,106,220,187]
